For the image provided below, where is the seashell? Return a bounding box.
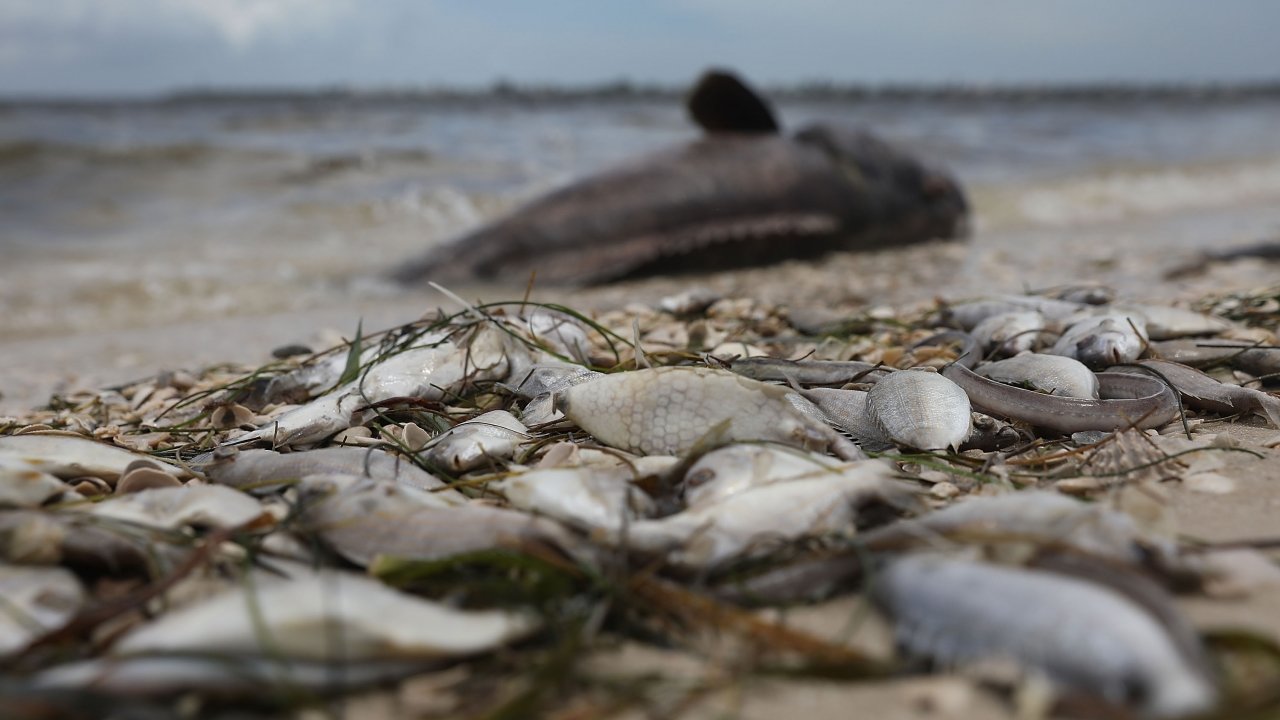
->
[210,403,256,430]
[866,369,971,450]
[115,464,183,494]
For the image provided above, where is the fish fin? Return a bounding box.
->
[1253,391,1280,429]
[686,69,780,134]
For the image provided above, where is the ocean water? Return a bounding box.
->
[4,89,1280,338]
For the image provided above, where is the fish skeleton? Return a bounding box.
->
[390,69,967,286]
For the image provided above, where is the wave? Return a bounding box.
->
[976,156,1280,230]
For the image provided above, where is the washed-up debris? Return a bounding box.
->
[1,288,1278,718]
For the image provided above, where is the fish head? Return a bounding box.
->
[793,125,969,240]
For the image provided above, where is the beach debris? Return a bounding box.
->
[4,283,1278,716]
[873,555,1217,718]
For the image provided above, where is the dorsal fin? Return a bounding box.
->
[686,69,780,134]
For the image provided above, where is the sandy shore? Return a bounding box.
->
[4,197,1280,718]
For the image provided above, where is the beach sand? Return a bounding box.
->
[3,196,1279,718]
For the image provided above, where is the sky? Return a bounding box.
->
[2,0,1280,96]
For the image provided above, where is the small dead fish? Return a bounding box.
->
[512,363,602,425]
[200,446,458,497]
[971,311,1048,357]
[421,410,529,473]
[34,656,427,697]
[295,474,589,566]
[0,433,190,485]
[873,555,1216,718]
[1049,314,1148,368]
[728,357,888,385]
[510,309,593,364]
[866,369,971,451]
[1149,339,1280,378]
[976,353,1100,399]
[682,444,849,508]
[860,491,1174,567]
[1115,359,1280,428]
[0,509,157,575]
[234,324,521,448]
[941,294,1085,331]
[1115,303,1235,340]
[0,564,85,657]
[558,366,862,460]
[495,459,673,535]
[111,568,538,661]
[80,485,268,531]
[626,459,914,569]
[800,388,893,450]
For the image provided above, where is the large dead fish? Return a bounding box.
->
[389,69,968,286]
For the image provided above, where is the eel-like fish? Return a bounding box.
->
[390,69,968,286]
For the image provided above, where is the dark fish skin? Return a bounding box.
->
[389,79,968,286]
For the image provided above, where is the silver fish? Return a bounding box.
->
[976,353,1100,399]
[873,555,1216,718]
[200,446,457,496]
[420,410,529,473]
[971,311,1048,357]
[1049,314,1148,368]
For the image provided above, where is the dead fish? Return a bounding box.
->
[944,363,1178,433]
[682,444,850,508]
[295,474,588,566]
[627,459,914,569]
[0,462,68,507]
[81,485,268,531]
[976,353,1100,399]
[34,656,427,696]
[728,357,889,385]
[0,433,190,484]
[558,366,863,460]
[510,309,594,364]
[941,294,1085,331]
[1113,359,1280,428]
[233,324,520,447]
[800,388,893,450]
[1049,314,1148,368]
[110,568,538,660]
[865,369,971,451]
[495,459,674,535]
[420,410,529,473]
[199,446,458,497]
[873,555,1216,718]
[970,311,1048,357]
[1150,338,1280,378]
[0,564,85,657]
[512,363,603,425]
[389,69,967,286]
[860,491,1174,568]
[1115,303,1235,340]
